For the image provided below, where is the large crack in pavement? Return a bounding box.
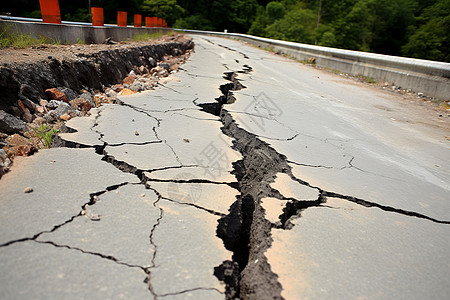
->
[197,66,450,300]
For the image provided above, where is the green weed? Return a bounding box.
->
[34,124,59,148]
[133,32,164,41]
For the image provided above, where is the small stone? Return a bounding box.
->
[60,113,71,121]
[119,88,137,96]
[70,98,92,112]
[183,138,190,143]
[135,131,139,136]
[39,99,49,106]
[140,193,145,197]
[17,100,29,114]
[45,88,69,103]
[24,187,33,193]
[59,87,77,101]
[22,111,34,123]
[129,82,144,92]
[35,105,46,115]
[123,74,136,85]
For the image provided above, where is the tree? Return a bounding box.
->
[402,0,450,62]
[141,0,184,25]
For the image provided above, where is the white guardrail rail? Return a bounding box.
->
[1,16,449,100]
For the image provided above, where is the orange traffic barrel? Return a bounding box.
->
[117,11,127,27]
[39,0,61,24]
[150,16,158,27]
[134,14,142,27]
[91,7,104,26]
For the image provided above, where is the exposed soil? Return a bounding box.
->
[0,34,194,178]
[0,34,190,66]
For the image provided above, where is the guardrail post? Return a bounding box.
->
[91,7,104,26]
[39,0,61,24]
[134,14,142,27]
[117,11,127,27]
[145,16,151,27]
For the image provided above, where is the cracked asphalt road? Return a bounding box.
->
[1,36,449,299]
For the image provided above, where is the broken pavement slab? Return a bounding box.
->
[0,148,138,245]
[37,184,160,267]
[151,200,229,298]
[266,197,450,300]
[0,241,150,299]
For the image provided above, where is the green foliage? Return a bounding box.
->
[401,0,450,62]
[265,8,316,43]
[34,124,59,149]
[266,2,285,20]
[173,14,214,31]
[141,0,184,25]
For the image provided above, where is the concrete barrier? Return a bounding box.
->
[177,29,450,101]
[0,18,173,44]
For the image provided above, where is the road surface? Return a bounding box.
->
[1,35,449,299]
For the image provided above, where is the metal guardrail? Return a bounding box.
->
[177,29,450,79]
[176,29,450,100]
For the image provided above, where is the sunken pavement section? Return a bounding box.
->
[1,36,450,300]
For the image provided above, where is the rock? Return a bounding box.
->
[45,88,69,103]
[79,92,95,107]
[0,149,10,166]
[159,62,171,72]
[43,102,73,123]
[32,117,46,126]
[70,98,92,112]
[5,134,35,157]
[60,113,71,121]
[59,87,77,101]
[111,84,124,92]
[19,84,40,100]
[9,106,22,118]
[46,100,64,110]
[105,88,118,98]
[39,99,49,106]
[17,100,30,114]
[21,98,36,111]
[24,187,33,193]
[148,57,156,68]
[123,74,136,85]
[0,110,26,134]
[119,88,137,96]
[139,65,146,73]
[129,82,144,92]
[22,111,34,123]
[151,66,168,77]
[35,105,46,115]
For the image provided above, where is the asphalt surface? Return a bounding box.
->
[1,36,449,299]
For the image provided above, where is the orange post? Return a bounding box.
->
[134,14,142,27]
[157,18,163,27]
[150,17,158,27]
[145,16,151,27]
[117,11,127,27]
[163,20,167,27]
[39,0,61,24]
[91,7,104,26]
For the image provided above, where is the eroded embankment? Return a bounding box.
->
[0,39,194,112]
